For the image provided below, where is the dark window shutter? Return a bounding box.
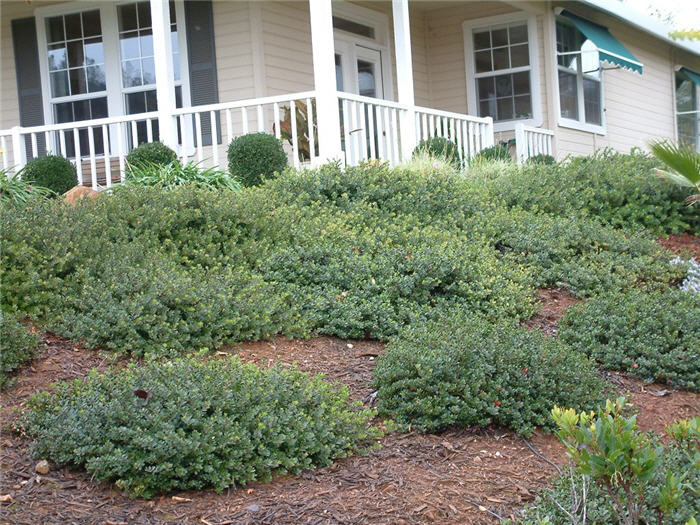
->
[184,0,220,147]
[12,17,46,159]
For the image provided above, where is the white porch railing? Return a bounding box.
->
[514,123,555,165]
[1,90,498,186]
[414,106,494,167]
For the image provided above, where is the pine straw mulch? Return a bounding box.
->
[2,295,699,525]
[658,232,700,260]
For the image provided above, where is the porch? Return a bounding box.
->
[0,0,558,187]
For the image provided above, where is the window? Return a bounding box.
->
[555,18,604,131]
[45,9,108,156]
[36,1,190,156]
[675,70,699,150]
[463,14,541,131]
[117,1,183,144]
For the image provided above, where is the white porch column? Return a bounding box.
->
[392,0,416,160]
[309,0,343,164]
[150,0,177,148]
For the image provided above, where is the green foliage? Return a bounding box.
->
[1,312,40,389]
[523,400,700,525]
[527,154,556,165]
[560,288,700,391]
[412,137,460,167]
[481,149,698,235]
[650,140,700,206]
[21,155,77,195]
[473,144,512,163]
[227,132,288,187]
[125,142,178,174]
[373,314,605,436]
[0,169,54,207]
[22,357,379,498]
[123,161,241,191]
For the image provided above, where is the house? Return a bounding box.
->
[1,0,699,188]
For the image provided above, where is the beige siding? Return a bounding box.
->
[212,1,256,103]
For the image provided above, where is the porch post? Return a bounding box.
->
[392,0,417,160]
[309,0,343,164]
[150,0,177,148]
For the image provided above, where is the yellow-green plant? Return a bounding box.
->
[649,140,700,205]
[552,399,697,525]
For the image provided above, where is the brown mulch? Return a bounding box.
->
[2,310,698,524]
[658,232,700,260]
[523,288,579,337]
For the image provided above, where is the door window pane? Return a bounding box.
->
[357,59,377,97]
[335,54,343,90]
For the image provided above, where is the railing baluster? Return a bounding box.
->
[306,97,316,163]
[195,112,203,163]
[179,115,187,163]
[342,98,352,165]
[391,109,400,165]
[44,131,51,155]
[290,100,299,169]
[359,101,368,162]
[60,130,67,158]
[88,126,97,189]
[117,123,125,181]
[225,109,233,146]
[273,103,281,140]
[421,113,427,141]
[367,104,376,160]
[31,133,38,159]
[73,128,83,185]
[211,110,219,168]
[257,104,264,132]
[102,124,112,187]
[428,114,435,138]
[146,118,153,143]
[375,104,385,161]
[241,107,249,134]
[1,136,7,170]
[456,119,464,167]
[130,121,138,149]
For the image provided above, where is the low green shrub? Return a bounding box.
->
[473,144,512,163]
[412,137,460,167]
[0,169,54,206]
[123,161,241,191]
[125,142,178,174]
[21,155,77,195]
[373,314,605,436]
[485,149,697,235]
[22,357,379,498]
[559,288,700,390]
[526,154,556,165]
[1,312,40,389]
[520,401,699,524]
[227,132,287,187]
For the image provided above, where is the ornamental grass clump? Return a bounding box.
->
[123,161,241,191]
[22,357,380,498]
[559,288,700,391]
[373,314,605,436]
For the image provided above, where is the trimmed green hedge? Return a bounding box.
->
[227,132,287,187]
[21,155,77,195]
[125,142,178,174]
[23,357,379,498]
[560,288,700,391]
[373,315,605,436]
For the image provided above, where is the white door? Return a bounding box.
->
[334,41,385,98]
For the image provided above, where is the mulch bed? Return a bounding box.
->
[658,233,700,260]
[2,297,698,524]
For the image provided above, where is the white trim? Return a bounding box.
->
[551,13,607,136]
[462,11,543,133]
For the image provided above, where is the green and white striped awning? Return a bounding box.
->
[561,10,643,74]
[679,67,700,86]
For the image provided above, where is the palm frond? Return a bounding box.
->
[654,169,696,188]
[649,140,700,186]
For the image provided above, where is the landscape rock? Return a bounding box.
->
[63,185,99,205]
[35,460,50,474]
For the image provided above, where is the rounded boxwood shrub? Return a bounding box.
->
[227,132,288,187]
[473,144,512,163]
[125,141,178,174]
[412,137,460,167]
[1,312,40,389]
[527,154,556,165]
[21,155,77,195]
[373,314,605,436]
[23,357,379,498]
[559,288,700,391]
